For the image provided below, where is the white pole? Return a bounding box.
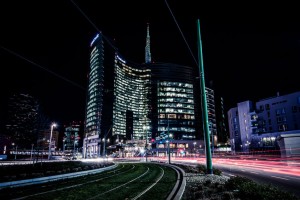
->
[48,123,56,160]
[31,144,34,160]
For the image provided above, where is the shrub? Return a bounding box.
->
[195,164,222,175]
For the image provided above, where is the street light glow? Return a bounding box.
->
[48,123,57,160]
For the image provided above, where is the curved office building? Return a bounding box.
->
[113,55,151,140]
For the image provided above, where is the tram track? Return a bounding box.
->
[1,162,186,200]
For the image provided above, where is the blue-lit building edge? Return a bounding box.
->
[228,91,300,157]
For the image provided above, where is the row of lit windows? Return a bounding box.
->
[158,114,195,120]
[90,57,99,71]
[158,108,194,114]
[86,108,101,121]
[115,100,145,110]
[86,105,101,116]
[114,99,146,107]
[89,64,102,78]
[158,120,194,126]
[158,126,195,132]
[158,103,194,109]
[114,105,146,114]
[89,77,100,88]
[86,100,97,110]
[159,82,193,88]
[115,88,147,98]
[90,47,98,58]
[115,75,148,87]
[182,135,196,139]
[158,98,194,104]
[157,143,188,148]
[116,65,150,77]
[159,87,193,93]
[115,72,148,84]
[118,61,150,74]
[88,82,101,91]
[158,92,193,98]
[85,119,96,127]
[89,92,102,101]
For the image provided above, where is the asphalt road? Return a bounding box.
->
[217,164,300,198]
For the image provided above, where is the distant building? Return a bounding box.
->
[228,91,300,155]
[206,87,217,146]
[36,127,59,157]
[63,121,83,153]
[5,93,39,149]
[215,96,229,145]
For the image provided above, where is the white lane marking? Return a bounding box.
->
[271,176,289,180]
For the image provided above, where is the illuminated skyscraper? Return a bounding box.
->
[113,56,151,140]
[84,24,216,157]
[84,33,115,158]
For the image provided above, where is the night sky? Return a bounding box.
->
[1,1,300,126]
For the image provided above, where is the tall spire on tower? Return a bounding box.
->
[145,23,151,64]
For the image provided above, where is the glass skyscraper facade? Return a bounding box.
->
[85,33,104,138]
[146,63,198,140]
[84,26,217,157]
[113,55,151,140]
[157,81,195,138]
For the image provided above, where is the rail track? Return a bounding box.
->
[0,162,185,200]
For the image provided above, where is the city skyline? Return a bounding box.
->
[1,1,300,125]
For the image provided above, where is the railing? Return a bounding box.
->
[0,164,117,189]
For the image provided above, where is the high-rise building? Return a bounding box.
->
[113,56,151,140]
[5,93,39,149]
[84,24,217,157]
[83,33,115,158]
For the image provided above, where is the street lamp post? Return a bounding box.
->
[197,19,213,174]
[143,125,148,162]
[31,144,34,160]
[193,142,196,158]
[12,143,18,160]
[73,136,76,158]
[167,133,173,164]
[85,134,89,159]
[15,145,18,160]
[63,139,65,152]
[48,123,56,160]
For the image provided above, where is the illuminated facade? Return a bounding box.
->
[228,91,300,154]
[84,33,115,158]
[113,55,151,140]
[206,87,217,146]
[147,63,198,140]
[84,32,151,157]
[84,25,217,158]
